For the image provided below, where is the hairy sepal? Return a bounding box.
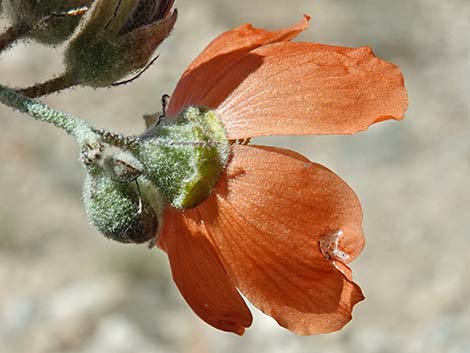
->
[138,107,230,209]
[83,170,163,244]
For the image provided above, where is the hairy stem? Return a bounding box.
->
[19,72,78,98]
[0,23,30,52]
[0,84,142,150]
[0,84,93,141]
[92,128,141,151]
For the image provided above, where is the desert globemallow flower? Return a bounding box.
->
[0,15,408,336]
[156,15,408,335]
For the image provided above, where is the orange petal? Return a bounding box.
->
[211,42,408,138]
[167,16,310,116]
[197,145,364,335]
[159,207,253,335]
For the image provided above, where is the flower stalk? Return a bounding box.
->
[0,84,92,139]
[0,84,149,155]
[18,72,78,98]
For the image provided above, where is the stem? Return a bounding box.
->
[19,72,78,98]
[92,128,141,151]
[0,84,141,150]
[0,84,92,141]
[0,23,30,52]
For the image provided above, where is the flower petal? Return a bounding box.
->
[212,42,408,138]
[159,207,253,335]
[197,145,364,335]
[248,146,364,264]
[167,16,310,116]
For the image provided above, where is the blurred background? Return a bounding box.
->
[1,0,469,352]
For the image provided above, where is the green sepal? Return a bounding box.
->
[137,107,230,209]
[83,169,163,244]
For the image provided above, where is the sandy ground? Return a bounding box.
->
[1,0,469,352]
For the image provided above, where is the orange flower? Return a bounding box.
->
[157,16,408,335]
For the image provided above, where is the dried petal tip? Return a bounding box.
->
[120,0,175,33]
[64,0,177,87]
[319,230,350,263]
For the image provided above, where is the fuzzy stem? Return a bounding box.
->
[0,84,142,150]
[0,84,92,141]
[19,72,78,98]
[0,23,30,52]
[92,128,141,151]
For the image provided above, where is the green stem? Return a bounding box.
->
[19,72,78,98]
[0,84,93,142]
[92,128,141,151]
[0,84,143,150]
[0,85,217,157]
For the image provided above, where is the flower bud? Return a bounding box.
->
[84,173,162,244]
[64,0,177,87]
[2,0,92,44]
[82,144,164,244]
[80,105,228,244]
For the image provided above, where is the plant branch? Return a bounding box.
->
[0,84,141,150]
[0,23,30,52]
[0,84,92,141]
[19,72,78,98]
[92,128,141,150]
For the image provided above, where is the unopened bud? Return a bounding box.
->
[80,104,229,245]
[65,0,177,87]
[84,172,161,244]
[2,0,92,44]
[82,144,164,244]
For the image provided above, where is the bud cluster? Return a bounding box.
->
[65,0,177,87]
[1,0,177,95]
[80,106,229,244]
[1,1,230,246]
